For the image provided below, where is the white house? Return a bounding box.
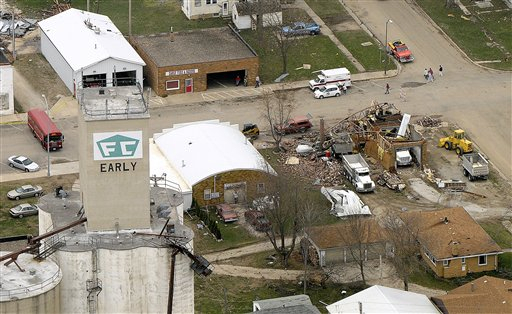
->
[38,8,145,95]
[181,0,237,20]
[232,0,282,30]
[0,50,14,115]
[326,285,440,314]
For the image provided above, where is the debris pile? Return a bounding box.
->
[0,12,37,37]
[377,171,406,191]
[416,116,441,127]
[43,0,71,16]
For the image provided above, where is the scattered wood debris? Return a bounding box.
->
[377,171,406,191]
[416,116,441,127]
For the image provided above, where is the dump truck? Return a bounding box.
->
[438,129,473,155]
[341,154,375,193]
[462,152,489,181]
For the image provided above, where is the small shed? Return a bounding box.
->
[232,0,282,30]
[38,8,145,95]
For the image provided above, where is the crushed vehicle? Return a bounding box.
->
[462,152,489,181]
[314,84,341,99]
[342,153,375,193]
[282,22,320,37]
[387,40,414,62]
[274,115,313,135]
[242,123,260,140]
[309,68,351,91]
[320,187,371,217]
[216,204,239,222]
[244,210,271,232]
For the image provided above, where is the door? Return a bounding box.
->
[185,78,193,93]
[222,2,228,16]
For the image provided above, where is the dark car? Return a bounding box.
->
[244,210,271,232]
[7,184,44,200]
[216,204,239,222]
[9,203,40,218]
[274,116,313,135]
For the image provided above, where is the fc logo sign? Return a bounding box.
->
[93,131,143,160]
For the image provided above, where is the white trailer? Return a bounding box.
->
[462,152,489,181]
[309,68,351,91]
[342,154,375,193]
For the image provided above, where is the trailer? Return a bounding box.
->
[462,153,489,181]
[341,154,375,193]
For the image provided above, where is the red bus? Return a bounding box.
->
[27,109,64,151]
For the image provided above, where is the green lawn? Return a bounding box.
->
[196,274,365,313]
[13,0,227,34]
[479,220,512,249]
[241,31,358,83]
[416,0,512,70]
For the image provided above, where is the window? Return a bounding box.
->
[443,260,449,267]
[166,80,180,90]
[204,189,211,200]
[478,255,487,265]
[257,183,265,194]
[206,0,217,4]
[195,0,201,7]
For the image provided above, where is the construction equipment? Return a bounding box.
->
[242,123,259,140]
[438,129,473,155]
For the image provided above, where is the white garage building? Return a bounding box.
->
[38,8,145,95]
[150,120,276,210]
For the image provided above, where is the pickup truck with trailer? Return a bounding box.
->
[462,153,489,181]
[309,68,351,91]
[282,22,320,37]
[342,154,376,193]
[387,40,414,63]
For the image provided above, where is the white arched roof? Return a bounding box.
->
[154,120,276,187]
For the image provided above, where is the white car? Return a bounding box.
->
[9,203,40,218]
[314,84,341,99]
[7,155,40,172]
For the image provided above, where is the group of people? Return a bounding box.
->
[235,75,260,87]
[424,65,443,82]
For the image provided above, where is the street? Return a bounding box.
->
[1,0,510,183]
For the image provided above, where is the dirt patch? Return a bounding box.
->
[329,19,362,33]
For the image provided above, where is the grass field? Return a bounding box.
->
[416,0,512,70]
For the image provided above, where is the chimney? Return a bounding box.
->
[170,26,174,42]
[471,283,474,292]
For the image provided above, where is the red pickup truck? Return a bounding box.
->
[387,40,414,63]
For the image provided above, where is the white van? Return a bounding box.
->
[309,68,351,91]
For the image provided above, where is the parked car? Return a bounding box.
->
[274,115,313,135]
[216,204,239,222]
[9,203,40,218]
[314,84,341,99]
[244,210,271,232]
[7,184,44,200]
[7,155,40,172]
[282,22,320,37]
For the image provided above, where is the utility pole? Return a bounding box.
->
[11,8,16,60]
[42,94,50,177]
[384,19,393,75]
[128,0,132,38]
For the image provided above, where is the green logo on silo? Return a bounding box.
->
[96,135,140,158]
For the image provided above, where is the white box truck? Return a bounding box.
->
[396,149,412,166]
[342,154,376,193]
[309,68,351,91]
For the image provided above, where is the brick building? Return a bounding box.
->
[402,207,503,278]
[131,26,259,96]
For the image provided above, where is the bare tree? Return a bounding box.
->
[445,0,456,8]
[260,88,295,152]
[256,174,303,268]
[381,209,421,291]
[335,216,379,285]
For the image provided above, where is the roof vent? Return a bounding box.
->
[94,26,100,34]
[182,160,186,167]
[443,217,449,224]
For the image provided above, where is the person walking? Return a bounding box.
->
[235,75,241,86]
[424,68,429,81]
[385,83,390,94]
[255,76,261,88]
[243,75,248,87]
[428,68,435,82]
[342,84,347,95]
[439,65,443,77]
